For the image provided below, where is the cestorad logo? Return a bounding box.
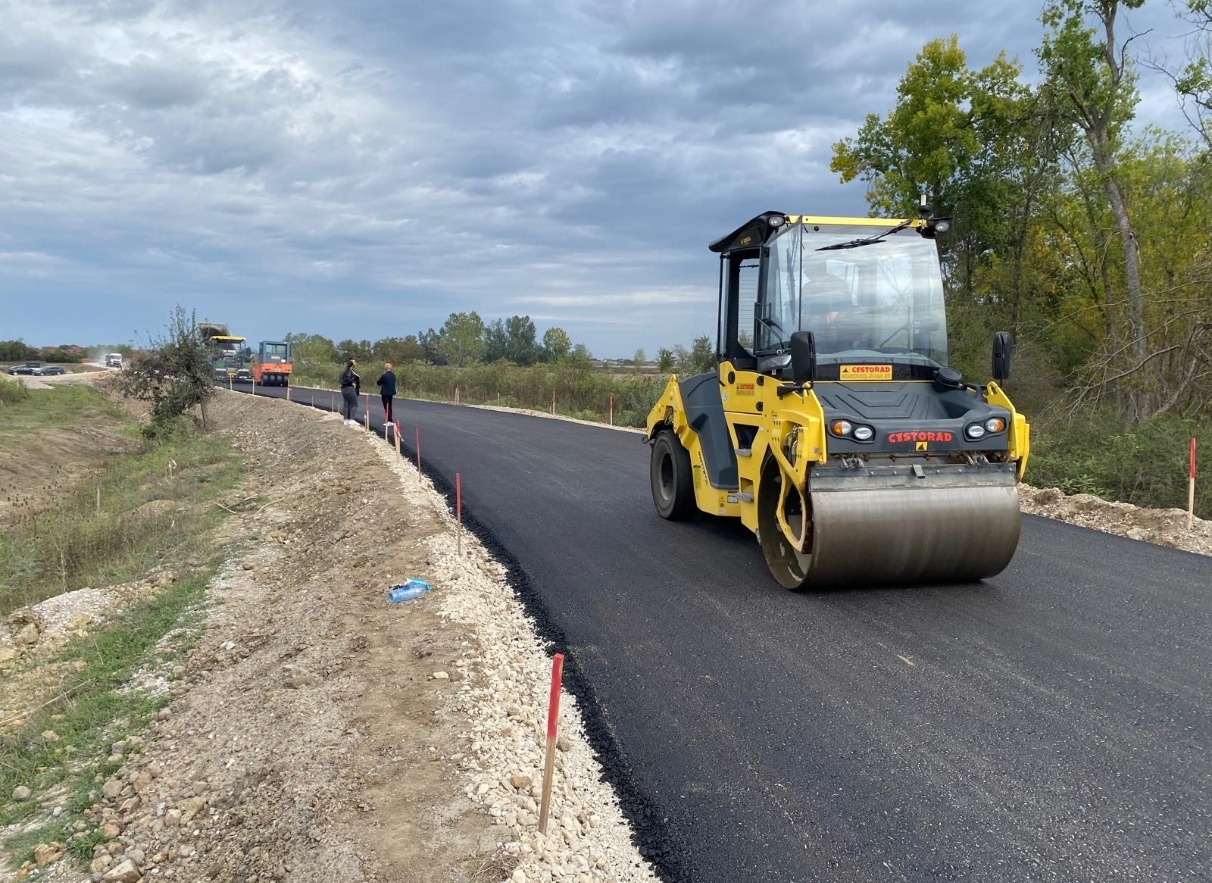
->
[735,382,756,395]
[887,430,955,444]
[840,364,892,381]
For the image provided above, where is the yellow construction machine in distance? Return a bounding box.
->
[645,207,1029,589]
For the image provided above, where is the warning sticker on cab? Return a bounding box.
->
[840,364,892,381]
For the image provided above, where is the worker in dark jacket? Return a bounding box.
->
[376,362,397,424]
[339,359,361,425]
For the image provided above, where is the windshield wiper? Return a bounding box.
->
[815,218,913,251]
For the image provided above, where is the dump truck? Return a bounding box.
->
[645,204,1029,589]
[251,341,292,387]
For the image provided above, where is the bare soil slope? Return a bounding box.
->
[3,390,657,883]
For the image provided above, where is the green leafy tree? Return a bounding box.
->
[0,340,37,361]
[688,335,716,374]
[1038,0,1147,365]
[1168,0,1212,148]
[372,335,426,364]
[483,320,510,363]
[656,347,675,372]
[633,348,646,372]
[285,332,339,370]
[418,328,443,364]
[504,315,539,365]
[336,339,373,364]
[542,327,572,361]
[436,312,486,367]
[831,35,1044,317]
[119,307,216,435]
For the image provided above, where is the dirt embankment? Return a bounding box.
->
[3,390,657,883]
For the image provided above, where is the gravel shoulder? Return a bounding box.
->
[3,386,1207,883]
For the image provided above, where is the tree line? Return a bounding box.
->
[831,0,1212,428]
[284,313,718,376]
[0,340,89,363]
[830,0,1210,511]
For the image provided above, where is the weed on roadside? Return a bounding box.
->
[0,401,247,871]
[0,416,243,614]
[0,560,219,864]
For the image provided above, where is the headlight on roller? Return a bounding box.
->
[966,424,987,440]
[985,417,1006,433]
[830,421,874,442]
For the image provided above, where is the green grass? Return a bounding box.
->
[0,417,243,614]
[0,562,217,862]
[0,383,126,433]
[1028,414,1210,518]
[0,405,246,869]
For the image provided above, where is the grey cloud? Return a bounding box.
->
[0,0,1201,358]
[103,56,212,109]
[0,29,72,91]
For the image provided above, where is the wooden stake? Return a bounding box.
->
[1189,437,1197,531]
[538,653,565,835]
[609,394,613,426]
[416,427,421,479]
[456,473,462,556]
[551,391,556,415]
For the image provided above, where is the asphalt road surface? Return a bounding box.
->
[250,384,1212,883]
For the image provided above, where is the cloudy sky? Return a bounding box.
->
[0,0,1195,357]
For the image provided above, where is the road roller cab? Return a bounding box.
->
[645,208,1030,589]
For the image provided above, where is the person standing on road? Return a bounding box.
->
[339,359,361,426]
[376,362,397,425]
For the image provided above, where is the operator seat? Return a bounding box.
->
[803,275,865,352]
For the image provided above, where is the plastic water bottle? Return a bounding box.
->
[387,579,431,604]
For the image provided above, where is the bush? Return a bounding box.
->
[1028,413,1209,517]
[0,377,30,406]
[117,308,215,435]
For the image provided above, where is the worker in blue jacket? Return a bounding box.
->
[376,362,397,424]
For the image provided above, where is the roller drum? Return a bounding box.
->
[800,484,1021,588]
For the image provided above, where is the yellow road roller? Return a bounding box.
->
[645,207,1029,589]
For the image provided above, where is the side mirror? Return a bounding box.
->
[790,331,817,385]
[992,331,1014,381]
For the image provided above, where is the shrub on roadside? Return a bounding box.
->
[1028,414,1209,517]
[0,377,30,405]
[117,307,215,437]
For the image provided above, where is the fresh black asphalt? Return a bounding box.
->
[249,384,1212,883]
